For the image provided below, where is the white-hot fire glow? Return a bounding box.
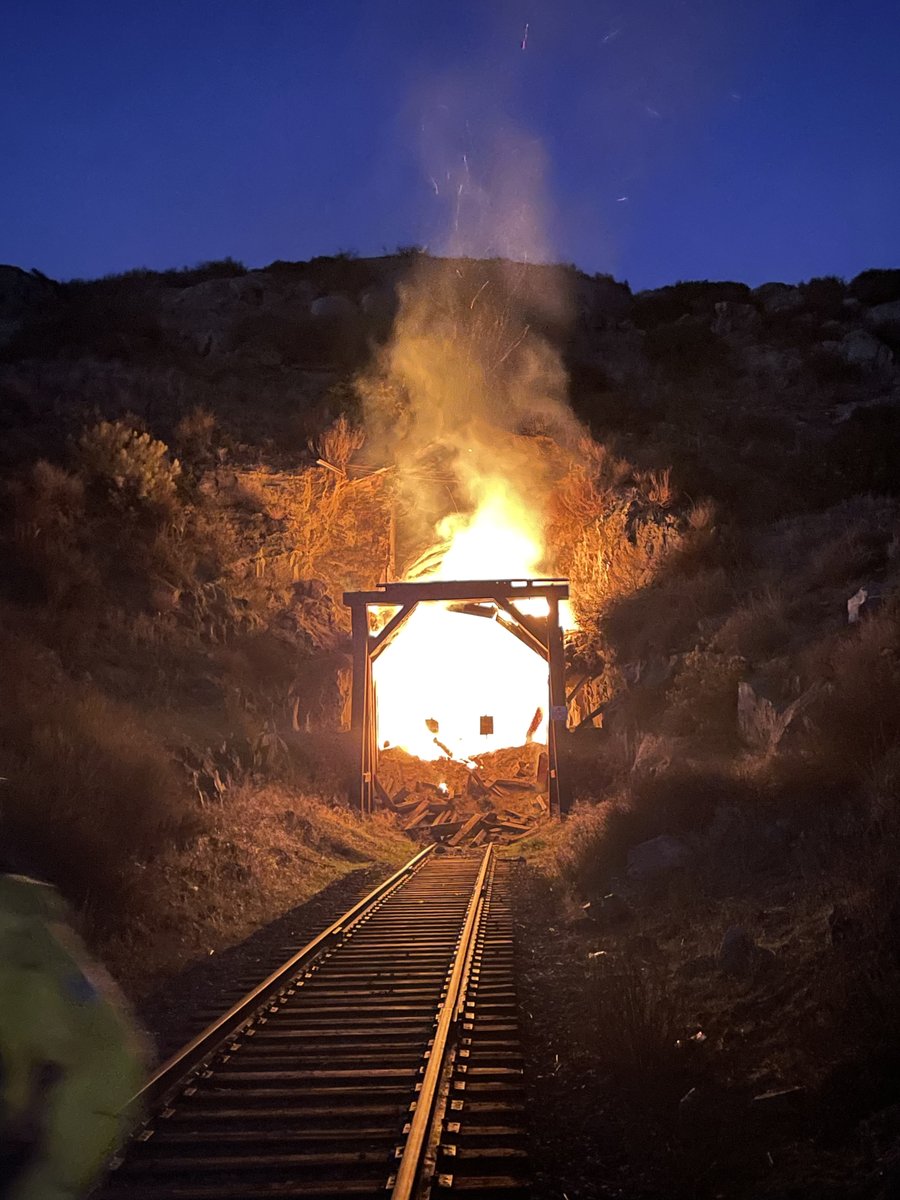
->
[372,485,570,761]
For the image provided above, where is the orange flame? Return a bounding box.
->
[372,486,573,761]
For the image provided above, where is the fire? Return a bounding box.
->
[372,485,570,761]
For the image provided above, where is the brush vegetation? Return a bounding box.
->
[2,254,900,1187]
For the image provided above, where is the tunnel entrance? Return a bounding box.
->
[343,579,571,824]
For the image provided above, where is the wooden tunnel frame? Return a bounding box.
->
[343,578,572,820]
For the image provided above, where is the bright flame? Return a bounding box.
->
[372,485,570,761]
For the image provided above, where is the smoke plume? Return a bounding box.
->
[358,104,583,579]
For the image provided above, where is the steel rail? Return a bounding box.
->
[132,844,435,1112]
[390,843,495,1200]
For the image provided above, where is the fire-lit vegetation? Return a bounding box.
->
[2,254,900,1189]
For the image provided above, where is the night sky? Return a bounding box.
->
[3,1,898,289]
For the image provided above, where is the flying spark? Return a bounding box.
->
[616,195,629,202]
[521,22,529,50]
[602,28,621,43]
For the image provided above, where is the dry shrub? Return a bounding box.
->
[565,726,630,802]
[2,460,98,608]
[0,639,198,914]
[640,466,674,506]
[578,436,634,491]
[549,440,720,642]
[586,951,684,1084]
[555,798,639,897]
[629,766,748,837]
[712,587,794,660]
[76,419,181,511]
[173,407,218,466]
[604,567,732,662]
[809,611,900,771]
[766,495,899,592]
[818,789,900,1051]
[663,649,745,746]
[282,467,391,596]
[560,501,684,635]
[313,414,365,472]
[558,762,751,900]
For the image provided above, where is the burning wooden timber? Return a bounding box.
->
[377,742,548,846]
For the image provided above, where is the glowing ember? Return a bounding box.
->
[372,484,572,761]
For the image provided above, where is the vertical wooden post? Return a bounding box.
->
[546,594,570,818]
[364,667,377,814]
[349,603,370,815]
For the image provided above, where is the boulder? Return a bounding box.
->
[847,583,883,623]
[752,282,804,314]
[866,300,900,331]
[311,293,357,319]
[626,834,690,881]
[837,329,893,369]
[718,925,775,974]
[631,733,674,778]
[160,271,315,359]
[712,301,759,336]
[737,679,820,753]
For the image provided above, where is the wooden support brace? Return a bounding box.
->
[369,602,418,661]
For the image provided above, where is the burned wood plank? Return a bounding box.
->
[374,778,393,807]
[507,824,539,843]
[429,819,466,838]
[492,777,537,792]
[395,795,427,812]
[449,813,485,846]
[401,800,431,831]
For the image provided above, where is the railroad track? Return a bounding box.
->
[101,845,528,1199]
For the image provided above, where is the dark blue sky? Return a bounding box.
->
[3,1,898,288]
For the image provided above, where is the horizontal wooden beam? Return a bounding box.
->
[344,578,569,607]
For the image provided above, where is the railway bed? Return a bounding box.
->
[101,845,529,1200]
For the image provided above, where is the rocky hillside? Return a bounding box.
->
[2,253,900,1017]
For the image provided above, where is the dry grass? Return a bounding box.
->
[711,587,794,660]
[603,566,733,663]
[99,782,412,995]
[585,950,685,1085]
[662,649,746,746]
[313,414,366,472]
[0,630,199,913]
[806,609,900,772]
